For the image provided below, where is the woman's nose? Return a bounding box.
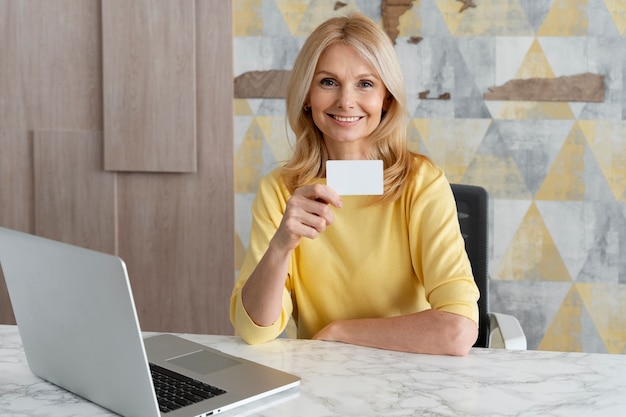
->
[336,87,355,109]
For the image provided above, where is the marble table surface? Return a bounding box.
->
[1,324,625,416]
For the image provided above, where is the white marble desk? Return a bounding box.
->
[1,324,626,416]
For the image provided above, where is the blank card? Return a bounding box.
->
[326,160,383,195]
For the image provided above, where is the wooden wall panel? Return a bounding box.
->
[0,0,102,131]
[0,130,33,233]
[102,0,197,173]
[0,129,30,325]
[1,0,101,326]
[116,0,234,335]
[1,0,234,336]
[189,0,233,334]
[33,130,117,254]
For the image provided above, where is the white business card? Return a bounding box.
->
[326,160,384,195]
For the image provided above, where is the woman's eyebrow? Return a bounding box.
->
[314,70,336,77]
[314,70,379,79]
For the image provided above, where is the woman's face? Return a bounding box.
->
[307,43,389,160]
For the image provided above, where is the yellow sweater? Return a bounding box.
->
[231,157,479,344]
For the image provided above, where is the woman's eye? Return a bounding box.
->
[320,78,336,86]
[359,80,374,88]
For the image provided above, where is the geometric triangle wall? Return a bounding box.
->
[234,0,626,353]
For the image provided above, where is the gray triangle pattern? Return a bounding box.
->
[454,96,493,119]
[455,37,496,95]
[578,37,626,120]
[576,202,626,284]
[235,193,257,251]
[406,123,429,157]
[490,280,571,350]
[234,115,255,152]
[460,122,532,199]
[578,296,609,353]
[413,37,491,118]
[414,99,455,119]
[496,120,572,196]
[418,0,453,36]
[580,137,618,202]
[518,0,554,32]
[587,0,622,36]
[535,201,588,282]
[354,0,382,21]
[261,0,292,37]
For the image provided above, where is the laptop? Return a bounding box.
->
[0,227,300,417]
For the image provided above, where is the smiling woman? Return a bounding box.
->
[306,44,390,160]
[282,13,412,202]
[230,13,480,357]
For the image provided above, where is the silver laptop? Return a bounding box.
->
[0,227,300,417]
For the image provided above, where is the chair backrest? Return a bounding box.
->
[450,184,489,348]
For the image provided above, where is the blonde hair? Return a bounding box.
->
[282,13,420,203]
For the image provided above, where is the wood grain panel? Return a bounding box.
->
[1,0,102,326]
[116,0,233,334]
[234,70,291,98]
[0,129,30,325]
[0,130,34,233]
[1,0,234,334]
[484,73,606,102]
[102,0,197,173]
[194,0,234,335]
[0,0,102,131]
[33,130,117,254]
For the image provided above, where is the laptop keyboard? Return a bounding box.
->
[150,363,227,413]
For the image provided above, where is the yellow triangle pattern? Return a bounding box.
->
[515,39,555,79]
[537,0,589,36]
[235,232,246,271]
[234,99,253,116]
[255,116,292,164]
[579,121,626,202]
[235,119,265,193]
[576,283,626,353]
[451,0,534,36]
[492,101,575,120]
[233,0,626,353]
[535,122,586,201]
[461,154,531,199]
[233,0,263,36]
[275,0,310,35]
[605,0,626,35]
[435,0,464,35]
[412,119,490,184]
[397,4,422,36]
[538,285,583,352]
[406,122,422,154]
[494,203,572,281]
[295,0,361,36]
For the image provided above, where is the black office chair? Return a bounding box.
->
[451,184,526,349]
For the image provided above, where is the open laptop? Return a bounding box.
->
[0,227,300,417]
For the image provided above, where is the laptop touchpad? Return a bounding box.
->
[167,350,240,375]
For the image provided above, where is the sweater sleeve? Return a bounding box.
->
[229,170,294,344]
[408,161,480,325]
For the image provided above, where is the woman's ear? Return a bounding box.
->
[382,94,393,113]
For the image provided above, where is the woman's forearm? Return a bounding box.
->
[313,309,478,356]
[241,241,292,327]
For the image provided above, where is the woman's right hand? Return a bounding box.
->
[241,183,342,327]
[271,184,342,253]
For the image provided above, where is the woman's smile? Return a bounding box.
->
[329,114,364,123]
